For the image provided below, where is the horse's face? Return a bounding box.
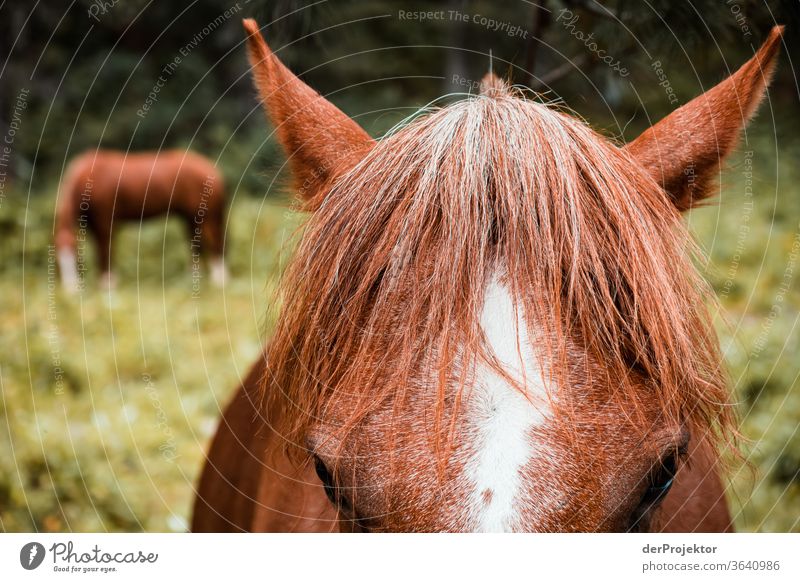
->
[306,279,688,532]
[243,20,781,531]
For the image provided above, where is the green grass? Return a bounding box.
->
[0,192,301,531]
[689,131,800,532]
[1,128,799,532]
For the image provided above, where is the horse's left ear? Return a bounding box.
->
[625,26,783,212]
[242,19,374,202]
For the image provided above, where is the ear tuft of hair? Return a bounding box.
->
[479,72,508,97]
[242,18,270,67]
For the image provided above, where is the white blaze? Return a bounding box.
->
[466,276,550,532]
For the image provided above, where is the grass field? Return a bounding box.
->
[0,192,301,531]
[1,128,799,532]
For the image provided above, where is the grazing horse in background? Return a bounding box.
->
[192,20,783,532]
[55,149,227,291]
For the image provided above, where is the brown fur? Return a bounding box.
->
[242,19,373,202]
[193,367,731,532]
[192,22,783,532]
[625,26,783,210]
[192,356,339,532]
[54,149,226,285]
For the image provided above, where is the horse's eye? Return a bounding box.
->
[313,456,351,511]
[641,453,678,507]
[627,452,680,532]
[313,456,336,500]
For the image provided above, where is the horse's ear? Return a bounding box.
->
[242,19,374,201]
[625,26,783,212]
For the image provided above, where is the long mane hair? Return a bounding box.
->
[263,79,732,462]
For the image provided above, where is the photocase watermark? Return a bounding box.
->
[397,9,447,22]
[86,0,122,22]
[137,2,243,119]
[297,158,334,200]
[75,176,94,291]
[21,540,159,573]
[295,140,368,200]
[556,9,629,77]
[726,0,753,40]
[719,151,754,301]
[46,245,67,395]
[25,540,159,574]
[650,58,678,106]
[463,11,528,39]
[142,373,180,463]
[751,223,800,358]
[0,87,30,209]
[398,9,529,39]
[190,174,217,298]
[20,542,46,570]
[451,74,482,93]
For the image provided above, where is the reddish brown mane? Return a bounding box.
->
[192,21,783,533]
[263,80,732,463]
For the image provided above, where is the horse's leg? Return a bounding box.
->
[185,214,225,288]
[93,224,115,290]
[55,228,79,294]
[183,216,202,282]
[203,213,226,287]
[54,194,79,293]
[192,354,338,532]
[653,430,733,532]
[55,163,82,293]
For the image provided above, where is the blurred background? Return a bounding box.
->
[0,0,798,532]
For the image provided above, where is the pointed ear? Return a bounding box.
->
[625,26,783,212]
[242,19,374,201]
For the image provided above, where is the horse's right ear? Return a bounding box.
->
[243,19,374,201]
[625,26,783,212]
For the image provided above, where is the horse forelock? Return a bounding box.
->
[264,84,732,473]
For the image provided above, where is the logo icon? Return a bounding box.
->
[20,542,46,570]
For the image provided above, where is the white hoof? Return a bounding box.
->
[99,271,116,291]
[210,257,227,287]
[57,249,80,293]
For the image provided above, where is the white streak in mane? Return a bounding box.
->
[465,275,550,532]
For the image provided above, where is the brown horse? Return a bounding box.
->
[55,149,227,291]
[192,21,783,532]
